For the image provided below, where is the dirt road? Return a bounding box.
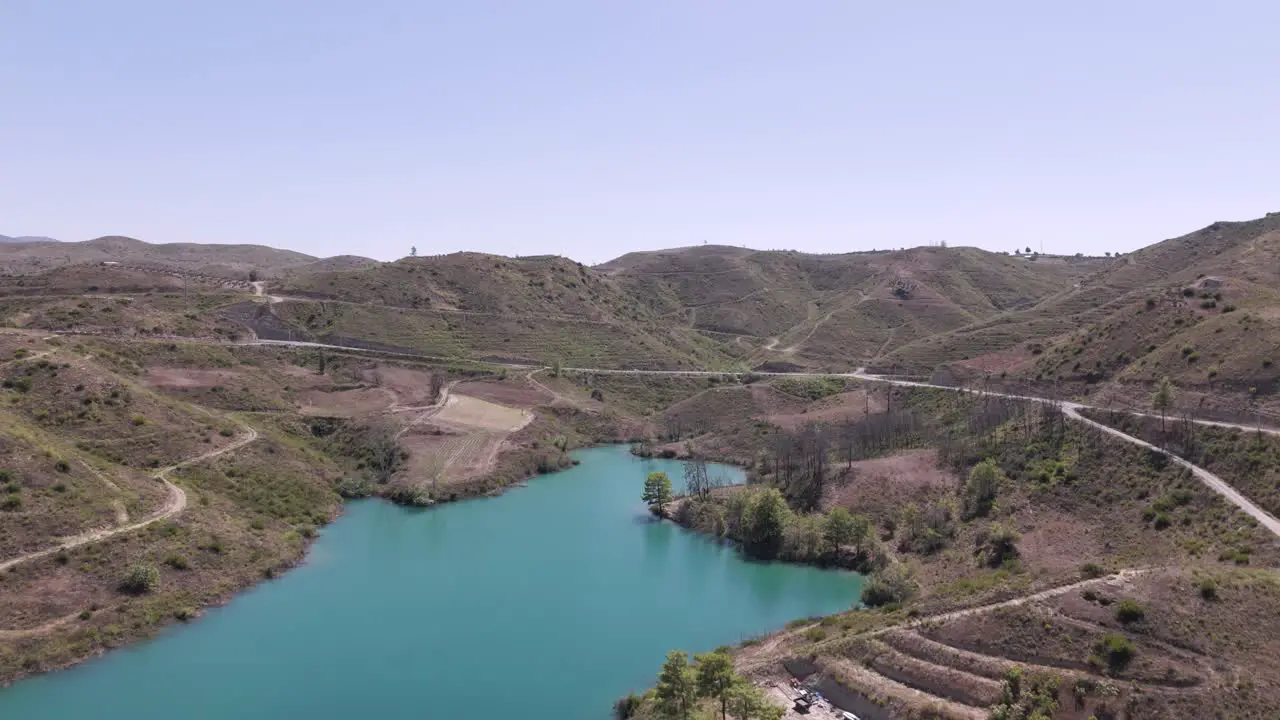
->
[0,421,259,573]
[845,369,1280,541]
[38,333,1280,540]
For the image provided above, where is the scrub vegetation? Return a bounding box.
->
[6,212,1280,716]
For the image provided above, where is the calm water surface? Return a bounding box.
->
[0,445,862,719]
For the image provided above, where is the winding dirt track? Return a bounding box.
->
[0,421,260,573]
[845,370,1280,540]
[20,332,1280,545]
[225,337,1280,540]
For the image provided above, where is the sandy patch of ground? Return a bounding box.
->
[146,367,244,389]
[398,428,513,488]
[952,345,1037,375]
[1015,511,1106,578]
[298,387,397,417]
[823,449,958,519]
[770,389,882,430]
[394,391,533,493]
[0,565,107,630]
[364,366,440,408]
[432,393,532,432]
[749,385,809,416]
[453,379,551,408]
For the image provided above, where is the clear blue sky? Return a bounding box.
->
[3,1,1278,263]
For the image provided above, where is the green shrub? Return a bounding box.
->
[977,523,1021,568]
[1080,563,1104,579]
[1198,578,1218,600]
[163,554,190,570]
[804,627,828,642]
[861,565,916,607]
[962,459,1001,519]
[118,563,161,595]
[0,495,21,511]
[1219,547,1252,565]
[1115,600,1145,623]
[0,469,11,482]
[991,668,1060,720]
[3,482,19,494]
[1092,633,1136,673]
[54,459,70,473]
[131,414,147,426]
[613,693,643,720]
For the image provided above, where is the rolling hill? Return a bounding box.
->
[600,244,1105,368]
[1,213,1278,389]
[0,235,356,279]
[883,212,1280,418]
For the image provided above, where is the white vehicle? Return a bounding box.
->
[842,712,861,720]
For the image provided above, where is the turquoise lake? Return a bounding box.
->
[0,445,862,719]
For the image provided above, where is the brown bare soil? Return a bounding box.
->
[146,366,245,389]
[822,450,957,523]
[768,389,882,430]
[298,387,397,417]
[432,394,531,432]
[453,378,552,408]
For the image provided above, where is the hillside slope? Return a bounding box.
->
[0,236,335,278]
[265,253,737,369]
[890,213,1280,417]
[602,245,1103,368]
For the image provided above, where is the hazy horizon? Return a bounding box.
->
[4,1,1278,264]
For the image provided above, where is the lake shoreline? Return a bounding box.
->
[0,446,863,719]
[0,443,740,688]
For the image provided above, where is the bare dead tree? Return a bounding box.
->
[683,455,711,499]
[365,420,405,484]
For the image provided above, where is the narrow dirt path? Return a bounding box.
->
[393,381,454,440]
[0,611,82,640]
[0,420,260,573]
[849,370,1280,541]
[875,568,1150,636]
[525,368,579,409]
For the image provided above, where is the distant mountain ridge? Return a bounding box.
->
[0,234,374,279]
[0,234,57,244]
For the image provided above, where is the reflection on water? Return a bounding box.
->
[0,446,862,720]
